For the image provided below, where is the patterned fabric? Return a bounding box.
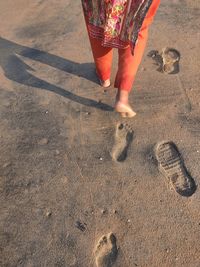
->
[82,0,153,51]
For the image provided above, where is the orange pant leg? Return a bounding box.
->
[87,35,113,81]
[84,14,113,82]
[115,0,160,92]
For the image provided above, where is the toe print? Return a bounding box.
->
[94,233,118,267]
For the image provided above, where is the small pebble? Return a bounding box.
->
[46,211,52,217]
[99,157,103,161]
[86,112,91,115]
[101,209,106,214]
[103,89,107,93]
[55,150,60,155]
[197,150,199,153]
[113,209,117,214]
[127,219,131,223]
[3,162,11,168]
[45,111,48,114]
[38,138,48,145]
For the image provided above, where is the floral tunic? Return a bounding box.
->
[81,0,153,51]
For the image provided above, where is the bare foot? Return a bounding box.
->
[94,233,118,267]
[96,71,111,88]
[115,101,136,118]
[99,79,111,88]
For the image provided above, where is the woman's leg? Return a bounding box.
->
[114,28,148,117]
[115,0,160,117]
[85,19,113,86]
[88,35,113,87]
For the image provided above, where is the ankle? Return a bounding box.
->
[116,89,129,105]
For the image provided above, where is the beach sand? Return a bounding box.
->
[0,0,200,266]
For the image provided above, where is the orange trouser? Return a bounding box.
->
[86,0,160,92]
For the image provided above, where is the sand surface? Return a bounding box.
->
[0,1,200,266]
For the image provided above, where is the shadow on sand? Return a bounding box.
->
[0,37,113,111]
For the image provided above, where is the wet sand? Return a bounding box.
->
[0,1,200,266]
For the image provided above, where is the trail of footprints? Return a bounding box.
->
[93,125,197,267]
[91,124,197,267]
[93,47,192,267]
[111,123,196,197]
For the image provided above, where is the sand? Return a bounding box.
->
[0,0,200,266]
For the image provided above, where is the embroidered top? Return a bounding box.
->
[81,0,153,52]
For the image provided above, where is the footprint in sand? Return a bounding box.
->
[148,47,180,74]
[111,123,134,162]
[154,140,196,197]
[94,233,118,267]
